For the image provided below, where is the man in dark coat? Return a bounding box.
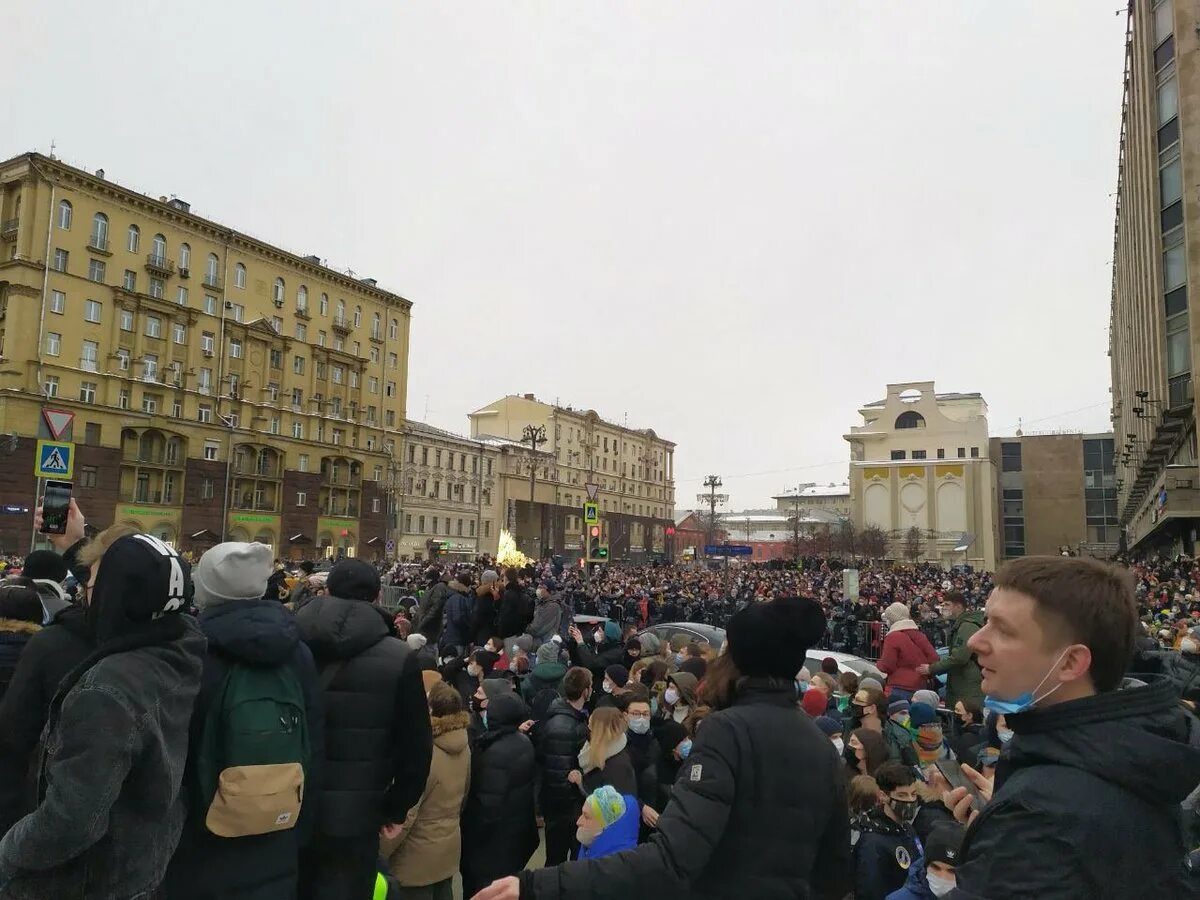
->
[413,569,451,643]
[472,570,501,648]
[461,691,539,898]
[0,533,204,899]
[440,575,475,657]
[296,559,433,900]
[496,572,533,642]
[920,592,984,709]
[162,542,325,900]
[533,666,592,865]
[852,762,922,900]
[945,557,1200,898]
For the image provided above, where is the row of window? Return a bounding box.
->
[889,447,979,461]
[403,513,485,538]
[406,444,489,474]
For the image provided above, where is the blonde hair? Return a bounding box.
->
[811,672,837,695]
[77,524,140,571]
[848,775,881,815]
[586,707,627,770]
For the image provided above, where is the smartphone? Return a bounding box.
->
[40,480,73,535]
[935,758,986,812]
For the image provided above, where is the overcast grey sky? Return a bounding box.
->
[7,2,1127,509]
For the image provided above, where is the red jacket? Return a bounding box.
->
[877,623,938,694]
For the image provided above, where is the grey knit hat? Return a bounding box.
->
[193,542,273,610]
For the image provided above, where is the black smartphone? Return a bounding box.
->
[40,480,73,534]
[935,758,986,812]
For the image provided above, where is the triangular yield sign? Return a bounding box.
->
[42,408,74,440]
[585,482,599,501]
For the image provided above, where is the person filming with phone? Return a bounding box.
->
[939,556,1200,898]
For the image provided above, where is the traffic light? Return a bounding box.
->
[587,525,608,563]
[665,526,675,537]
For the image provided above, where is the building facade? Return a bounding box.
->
[772,483,851,520]
[845,382,999,570]
[0,153,411,558]
[1110,0,1200,555]
[990,433,1119,561]
[469,394,676,562]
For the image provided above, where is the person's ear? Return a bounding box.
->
[1059,644,1093,684]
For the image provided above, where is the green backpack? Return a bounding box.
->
[195,663,311,838]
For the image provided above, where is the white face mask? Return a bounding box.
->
[926,873,956,897]
[467,664,482,678]
[602,680,613,694]
[594,630,605,645]
[831,737,844,754]
[663,687,679,706]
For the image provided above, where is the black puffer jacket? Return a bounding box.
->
[414,581,451,643]
[520,681,852,899]
[0,604,91,836]
[296,594,432,838]
[950,677,1200,899]
[461,693,538,891]
[534,697,590,818]
[497,583,532,639]
[162,599,325,900]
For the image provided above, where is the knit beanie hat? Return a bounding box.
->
[727,597,827,680]
[888,699,911,718]
[603,621,622,642]
[925,822,964,867]
[407,633,428,652]
[638,631,661,654]
[328,558,381,602]
[802,689,828,717]
[883,602,910,628]
[909,702,938,728]
[860,676,884,693]
[584,785,627,828]
[481,570,500,585]
[912,689,941,710]
[605,664,630,688]
[193,542,273,610]
[814,715,843,737]
[916,723,945,765]
[87,534,191,644]
[20,549,68,583]
[534,642,558,666]
[482,676,512,702]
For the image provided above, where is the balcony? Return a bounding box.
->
[122,450,183,467]
[332,315,353,335]
[0,218,17,240]
[323,501,360,518]
[202,273,222,290]
[145,254,175,276]
[295,306,311,321]
[178,266,189,279]
[233,461,282,478]
[370,328,384,345]
[87,234,111,254]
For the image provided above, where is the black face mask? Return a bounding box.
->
[843,743,860,767]
[849,707,864,726]
[889,798,919,825]
[470,696,485,716]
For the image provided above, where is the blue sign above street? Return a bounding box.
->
[705,544,753,556]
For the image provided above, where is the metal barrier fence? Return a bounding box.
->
[816,619,952,661]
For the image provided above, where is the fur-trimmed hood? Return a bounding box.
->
[0,617,41,636]
[431,710,470,756]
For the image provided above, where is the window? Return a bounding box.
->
[296,491,307,507]
[1154,0,1173,44]
[179,243,190,271]
[145,315,162,338]
[292,421,303,438]
[353,306,362,327]
[270,316,283,334]
[293,356,305,375]
[970,447,979,458]
[371,313,381,338]
[57,200,72,230]
[334,336,344,351]
[79,380,96,403]
[316,292,327,315]
[194,402,211,423]
[204,440,219,461]
[118,388,130,410]
[150,233,166,263]
[895,411,925,429]
[389,318,398,339]
[228,372,240,397]
[42,375,58,397]
[148,277,165,299]
[317,330,326,347]
[79,465,97,488]
[204,295,218,315]
[230,303,244,322]
[142,393,160,414]
[122,269,137,290]
[200,477,214,500]
[80,339,99,371]
[198,331,215,355]
[349,371,358,388]
[91,213,109,247]
[116,347,130,370]
[230,338,243,358]
[385,381,396,398]
[315,361,326,380]
[936,448,945,459]
[385,410,396,427]
[87,259,105,283]
[269,416,280,435]
[331,365,343,384]
[912,449,927,460]
[331,429,343,445]
[297,285,307,311]
[127,224,140,252]
[295,322,307,341]
[368,376,379,393]
[176,286,188,306]
[205,254,220,284]
[45,331,61,356]
[172,321,186,344]
[1003,488,1025,558]
[957,447,965,458]
[387,352,398,369]
[234,263,246,289]
[197,367,212,394]
[274,278,285,304]
[297,453,309,472]
[50,249,69,273]
[418,516,425,534]
[890,450,906,460]
[143,353,158,381]
[291,387,303,407]
[49,290,65,314]
[1001,442,1022,472]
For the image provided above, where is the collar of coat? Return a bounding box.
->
[0,617,41,635]
[579,733,627,773]
[887,619,919,632]
[431,710,470,738]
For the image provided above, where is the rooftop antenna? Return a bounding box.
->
[424,394,430,419]
[48,138,56,160]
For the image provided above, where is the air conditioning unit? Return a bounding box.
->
[224,301,234,310]
[202,349,214,358]
[178,267,189,278]
[273,299,284,308]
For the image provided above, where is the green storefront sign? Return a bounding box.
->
[120,506,177,519]
[230,513,280,526]
[317,517,356,535]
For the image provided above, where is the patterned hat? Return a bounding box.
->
[584,784,627,828]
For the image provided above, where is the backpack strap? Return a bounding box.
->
[319,660,346,692]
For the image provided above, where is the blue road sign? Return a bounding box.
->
[35,440,74,479]
[705,544,753,556]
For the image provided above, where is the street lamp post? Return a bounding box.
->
[522,424,547,556]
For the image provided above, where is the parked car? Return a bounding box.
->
[803,650,885,684]
[640,622,727,650]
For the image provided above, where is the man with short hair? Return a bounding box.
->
[535,666,593,865]
[853,762,922,900]
[918,591,983,711]
[945,556,1200,898]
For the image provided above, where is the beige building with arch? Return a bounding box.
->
[845,381,999,570]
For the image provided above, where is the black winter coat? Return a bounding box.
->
[0,621,38,702]
[520,681,852,899]
[625,729,661,811]
[497,584,532,639]
[296,594,433,838]
[162,600,325,900]
[414,582,450,643]
[440,582,474,652]
[0,605,91,836]
[581,745,638,797]
[472,585,499,647]
[950,677,1200,899]
[852,809,919,900]
[535,698,590,818]
[461,693,538,888]
[568,638,625,684]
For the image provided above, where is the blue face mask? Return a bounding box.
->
[997,727,1014,744]
[678,738,693,759]
[481,711,488,730]
[650,697,659,716]
[674,652,685,665]
[983,648,1070,716]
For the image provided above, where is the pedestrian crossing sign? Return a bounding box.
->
[583,502,599,526]
[35,440,74,479]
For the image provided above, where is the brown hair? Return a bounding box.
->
[811,672,837,695]
[850,727,889,777]
[427,680,465,718]
[847,775,881,815]
[586,707,627,770]
[697,647,742,710]
[77,524,140,571]
[617,683,650,710]
[839,671,860,695]
[995,555,1137,692]
[562,666,593,702]
[682,705,712,737]
[856,686,888,721]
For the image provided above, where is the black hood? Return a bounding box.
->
[295,593,389,661]
[1006,676,1200,805]
[200,599,299,666]
[89,534,191,645]
[486,691,530,732]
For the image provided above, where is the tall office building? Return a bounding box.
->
[0,152,411,558]
[1109,1,1199,553]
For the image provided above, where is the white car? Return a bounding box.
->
[804,650,885,684]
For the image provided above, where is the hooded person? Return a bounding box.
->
[0,580,43,698]
[13,550,71,623]
[522,639,568,710]
[295,558,433,900]
[497,596,852,900]
[162,542,325,900]
[877,603,938,701]
[651,670,700,805]
[0,533,204,900]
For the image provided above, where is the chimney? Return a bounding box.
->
[95,168,105,179]
[304,255,321,265]
[168,198,190,213]
[523,393,535,401]
[360,277,377,287]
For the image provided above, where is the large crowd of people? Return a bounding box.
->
[0,499,1198,898]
